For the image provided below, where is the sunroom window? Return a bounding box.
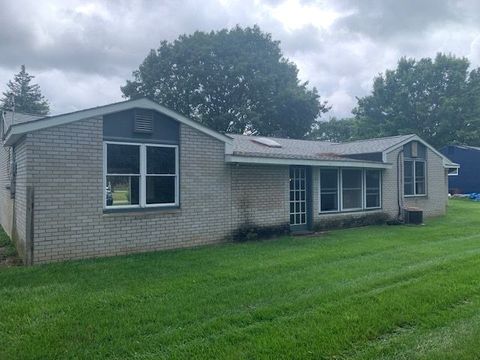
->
[342,169,363,210]
[104,142,178,208]
[365,170,381,208]
[319,168,381,213]
[320,169,338,212]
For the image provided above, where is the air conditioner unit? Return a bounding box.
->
[404,207,423,224]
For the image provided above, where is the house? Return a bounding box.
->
[0,98,458,264]
[439,145,479,194]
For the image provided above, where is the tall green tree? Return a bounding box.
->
[354,53,480,148]
[122,25,328,138]
[309,117,359,142]
[1,65,50,115]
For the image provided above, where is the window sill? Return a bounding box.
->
[404,194,427,198]
[102,206,181,217]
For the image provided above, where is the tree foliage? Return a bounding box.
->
[122,26,328,138]
[309,117,359,142]
[354,53,480,148]
[1,65,49,115]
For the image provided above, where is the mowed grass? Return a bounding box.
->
[1,200,480,359]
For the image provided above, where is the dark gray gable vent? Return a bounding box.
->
[134,109,154,133]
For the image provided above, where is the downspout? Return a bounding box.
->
[397,149,404,219]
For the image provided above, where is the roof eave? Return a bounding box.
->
[225,155,392,169]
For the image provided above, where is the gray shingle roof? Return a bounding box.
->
[229,133,415,161]
[330,134,415,154]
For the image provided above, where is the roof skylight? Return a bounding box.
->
[251,137,282,148]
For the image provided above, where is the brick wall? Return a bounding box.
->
[231,164,289,230]
[0,142,13,236]
[28,117,237,263]
[0,136,31,260]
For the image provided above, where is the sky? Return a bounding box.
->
[1,0,480,118]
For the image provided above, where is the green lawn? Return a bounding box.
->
[1,199,480,359]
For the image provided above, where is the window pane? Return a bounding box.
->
[416,181,425,195]
[415,161,425,177]
[147,146,176,174]
[320,169,338,190]
[107,144,140,174]
[343,189,362,209]
[415,161,426,195]
[146,176,175,204]
[321,193,338,211]
[404,182,414,195]
[342,169,362,189]
[404,160,414,195]
[404,160,413,177]
[366,194,380,208]
[106,176,139,206]
[365,170,380,189]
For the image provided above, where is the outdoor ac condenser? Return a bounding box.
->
[404,207,423,224]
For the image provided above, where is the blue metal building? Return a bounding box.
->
[440,145,480,194]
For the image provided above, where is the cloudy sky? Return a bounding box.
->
[1,0,480,118]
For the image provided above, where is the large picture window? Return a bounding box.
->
[404,159,426,196]
[319,168,381,213]
[104,142,178,208]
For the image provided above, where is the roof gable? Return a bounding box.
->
[4,98,232,146]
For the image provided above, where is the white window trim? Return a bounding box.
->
[448,168,459,176]
[319,168,382,214]
[404,158,427,197]
[103,141,179,209]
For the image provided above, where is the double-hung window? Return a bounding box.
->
[104,142,178,209]
[320,169,339,212]
[342,169,363,210]
[365,170,381,209]
[404,159,426,196]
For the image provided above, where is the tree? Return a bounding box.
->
[309,117,359,142]
[353,53,480,148]
[122,26,328,138]
[1,65,50,115]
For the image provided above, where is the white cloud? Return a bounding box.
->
[1,0,480,118]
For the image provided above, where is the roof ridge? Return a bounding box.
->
[226,133,336,144]
[333,134,415,145]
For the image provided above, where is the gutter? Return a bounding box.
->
[225,154,392,169]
